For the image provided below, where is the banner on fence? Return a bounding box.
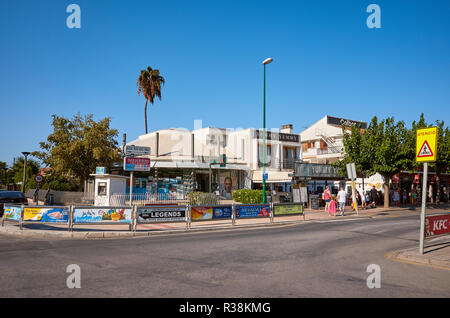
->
[273,204,303,216]
[236,205,270,218]
[137,206,186,223]
[3,206,22,221]
[191,206,233,221]
[73,208,132,223]
[191,207,213,220]
[425,214,450,237]
[23,207,69,222]
[212,206,232,219]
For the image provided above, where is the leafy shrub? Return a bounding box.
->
[188,192,218,205]
[232,189,263,204]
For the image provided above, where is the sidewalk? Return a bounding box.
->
[386,243,450,271]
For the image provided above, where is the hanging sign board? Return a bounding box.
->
[416,127,438,162]
[124,157,151,172]
[125,145,151,157]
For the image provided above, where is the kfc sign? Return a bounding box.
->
[425,214,450,237]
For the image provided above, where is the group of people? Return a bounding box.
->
[391,188,417,206]
[323,186,348,216]
[323,185,380,216]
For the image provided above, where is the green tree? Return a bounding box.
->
[10,157,40,192]
[34,113,121,191]
[137,66,165,134]
[0,161,7,187]
[411,114,450,203]
[340,116,414,208]
[334,123,371,180]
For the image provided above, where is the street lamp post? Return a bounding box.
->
[21,152,30,193]
[262,58,273,204]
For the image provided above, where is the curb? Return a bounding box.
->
[385,250,450,272]
[0,220,304,240]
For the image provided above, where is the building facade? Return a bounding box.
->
[123,124,301,200]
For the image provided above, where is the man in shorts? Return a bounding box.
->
[337,187,347,216]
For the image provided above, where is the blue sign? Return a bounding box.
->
[96,167,106,174]
[263,173,268,180]
[212,206,232,219]
[236,205,270,218]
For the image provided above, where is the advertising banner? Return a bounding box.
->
[124,157,151,172]
[137,206,186,223]
[236,205,270,218]
[3,206,22,221]
[74,208,132,223]
[191,206,213,221]
[273,204,303,216]
[190,206,233,220]
[425,214,450,237]
[212,206,232,219]
[23,207,69,223]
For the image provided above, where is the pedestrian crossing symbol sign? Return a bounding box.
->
[416,127,438,162]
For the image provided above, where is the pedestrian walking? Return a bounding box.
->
[337,187,347,216]
[393,189,400,206]
[361,191,367,210]
[370,186,377,208]
[402,191,408,207]
[412,190,417,206]
[328,195,336,216]
[323,186,331,212]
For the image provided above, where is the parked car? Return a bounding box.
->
[0,191,28,217]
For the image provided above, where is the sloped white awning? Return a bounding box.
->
[252,171,293,183]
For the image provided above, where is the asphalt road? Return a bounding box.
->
[0,215,449,298]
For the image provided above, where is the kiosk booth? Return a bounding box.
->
[91,171,129,206]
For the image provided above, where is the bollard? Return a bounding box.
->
[185,205,190,230]
[19,204,24,230]
[232,204,236,226]
[188,205,192,229]
[68,205,73,232]
[270,202,274,223]
[132,205,137,232]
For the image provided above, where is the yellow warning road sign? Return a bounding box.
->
[416,127,438,162]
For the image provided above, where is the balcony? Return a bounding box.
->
[258,159,296,170]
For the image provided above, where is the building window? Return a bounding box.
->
[258,144,272,166]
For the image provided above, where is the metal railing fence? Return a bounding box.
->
[1,202,306,232]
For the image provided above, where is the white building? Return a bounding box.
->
[124,123,301,200]
[298,115,385,196]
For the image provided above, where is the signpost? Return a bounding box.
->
[417,127,438,255]
[125,145,151,157]
[209,155,226,193]
[123,146,151,206]
[34,174,43,205]
[346,163,358,215]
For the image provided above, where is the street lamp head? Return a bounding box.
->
[262,58,273,65]
[22,152,30,157]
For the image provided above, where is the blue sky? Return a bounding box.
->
[1,0,449,166]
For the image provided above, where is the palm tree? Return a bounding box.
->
[137,66,165,134]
